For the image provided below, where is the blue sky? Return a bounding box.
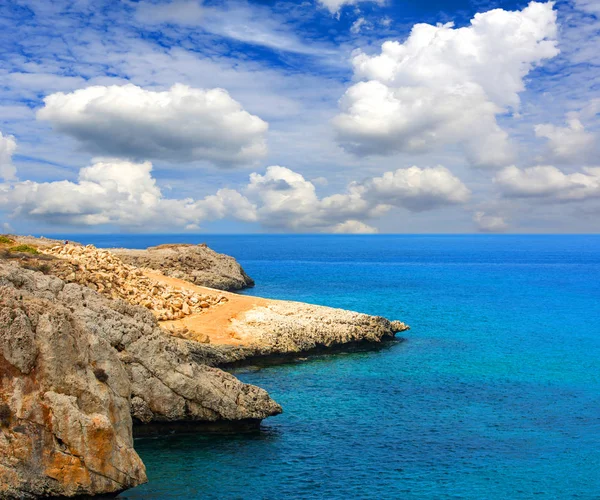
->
[0,0,599,234]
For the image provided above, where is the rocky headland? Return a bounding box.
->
[0,235,408,499]
[112,243,255,291]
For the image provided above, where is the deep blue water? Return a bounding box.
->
[60,235,600,499]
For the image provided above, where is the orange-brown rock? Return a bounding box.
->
[0,261,281,498]
[0,276,146,498]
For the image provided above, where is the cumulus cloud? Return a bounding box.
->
[473,211,508,232]
[331,220,378,233]
[246,165,372,230]
[246,165,470,231]
[0,160,257,228]
[535,118,595,161]
[333,2,559,168]
[535,100,599,163]
[318,0,384,15]
[356,166,471,212]
[1,157,469,232]
[37,84,268,167]
[0,131,17,181]
[494,165,600,201]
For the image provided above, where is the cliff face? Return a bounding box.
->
[0,262,281,498]
[0,236,409,498]
[0,269,146,498]
[112,244,255,291]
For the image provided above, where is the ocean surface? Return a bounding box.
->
[60,235,600,499]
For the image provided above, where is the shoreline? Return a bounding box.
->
[0,234,409,498]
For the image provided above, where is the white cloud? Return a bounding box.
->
[135,0,204,26]
[473,211,508,232]
[494,165,600,201]
[331,220,378,233]
[357,166,471,212]
[0,159,257,228]
[318,0,385,15]
[575,0,600,15]
[0,132,17,182]
[134,1,336,57]
[246,165,368,230]
[534,99,599,163]
[535,118,594,162]
[333,2,559,168]
[380,16,392,28]
[246,165,470,231]
[37,83,268,167]
[350,17,369,34]
[0,159,469,232]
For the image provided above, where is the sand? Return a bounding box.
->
[144,270,269,346]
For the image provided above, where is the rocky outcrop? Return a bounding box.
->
[42,244,228,321]
[43,244,230,321]
[0,235,410,497]
[231,301,408,355]
[173,301,409,367]
[0,262,281,498]
[0,272,146,498]
[112,244,255,291]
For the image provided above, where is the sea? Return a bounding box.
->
[58,234,600,499]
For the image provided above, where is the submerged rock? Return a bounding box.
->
[112,243,255,291]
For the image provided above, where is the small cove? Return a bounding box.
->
[66,234,600,500]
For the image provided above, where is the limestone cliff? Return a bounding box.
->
[112,243,255,291]
[0,270,146,498]
[0,235,409,498]
[0,262,281,498]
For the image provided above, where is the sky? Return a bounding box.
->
[0,0,599,234]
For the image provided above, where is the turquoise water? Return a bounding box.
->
[66,235,600,499]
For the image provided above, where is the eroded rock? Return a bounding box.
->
[112,243,255,291]
[0,278,146,499]
[43,244,228,321]
[0,262,281,498]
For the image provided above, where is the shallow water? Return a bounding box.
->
[69,235,600,499]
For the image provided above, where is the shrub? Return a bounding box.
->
[8,245,39,255]
[0,235,14,245]
[93,367,109,383]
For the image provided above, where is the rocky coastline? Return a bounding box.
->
[0,235,408,499]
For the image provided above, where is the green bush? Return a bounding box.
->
[8,245,39,255]
[0,235,14,245]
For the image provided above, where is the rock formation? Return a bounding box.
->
[112,243,255,291]
[0,235,409,498]
[43,244,229,321]
[0,269,146,498]
[231,301,408,355]
[0,262,281,498]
